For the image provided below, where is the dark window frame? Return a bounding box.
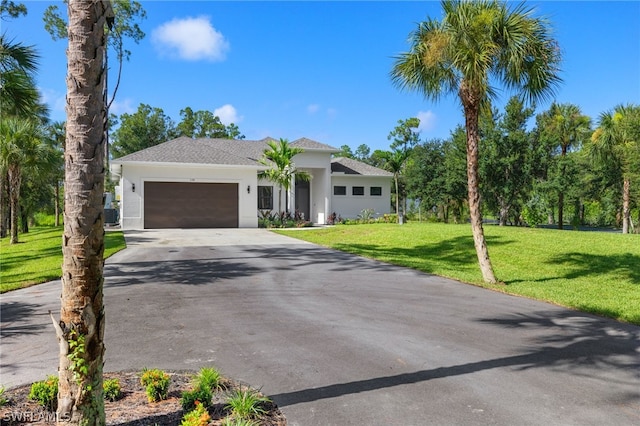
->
[258,185,273,210]
[334,185,347,196]
[370,186,382,196]
[352,186,365,196]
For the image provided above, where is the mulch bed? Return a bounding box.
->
[0,371,286,425]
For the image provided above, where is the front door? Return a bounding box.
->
[295,178,310,221]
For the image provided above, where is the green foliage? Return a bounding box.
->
[193,367,224,391]
[522,193,547,227]
[220,417,259,426]
[140,369,170,402]
[257,210,312,228]
[225,388,270,420]
[277,223,640,324]
[181,386,212,411]
[28,376,58,411]
[111,103,177,158]
[180,401,211,426]
[103,378,122,402]
[0,385,8,407]
[0,227,126,293]
[67,329,88,384]
[176,106,245,139]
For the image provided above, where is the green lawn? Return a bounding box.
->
[0,227,126,293]
[276,223,640,325]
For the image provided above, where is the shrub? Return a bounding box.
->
[180,401,211,426]
[225,388,270,420]
[0,385,8,407]
[194,367,224,391]
[103,378,122,402]
[181,386,212,411]
[140,369,170,402]
[28,376,58,410]
[221,417,259,426]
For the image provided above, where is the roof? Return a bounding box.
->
[331,157,393,177]
[112,136,338,167]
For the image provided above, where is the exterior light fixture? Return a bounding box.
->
[247,185,251,194]
[132,183,135,192]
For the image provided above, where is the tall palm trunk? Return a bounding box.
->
[0,172,8,238]
[394,175,399,222]
[7,164,21,244]
[53,1,110,424]
[461,82,497,284]
[622,177,630,234]
[55,182,60,227]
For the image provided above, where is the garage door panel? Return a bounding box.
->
[144,182,238,228]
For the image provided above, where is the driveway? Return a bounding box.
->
[1,229,639,425]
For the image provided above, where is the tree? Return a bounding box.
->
[0,33,40,117]
[43,0,146,108]
[51,1,112,424]
[110,103,177,158]
[404,139,446,217]
[0,117,47,243]
[590,104,640,234]
[44,121,66,227]
[536,103,591,229]
[391,0,561,283]
[379,149,408,222]
[176,106,245,139]
[388,117,421,154]
[259,138,310,214]
[335,144,354,159]
[0,1,27,19]
[354,144,371,163]
[480,97,535,226]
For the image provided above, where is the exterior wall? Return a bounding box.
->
[116,162,259,229]
[330,175,392,219]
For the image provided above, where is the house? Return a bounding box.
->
[110,137,393,229]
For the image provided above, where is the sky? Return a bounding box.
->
[3,1,640,152]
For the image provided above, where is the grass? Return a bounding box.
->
[0,226,126,293]
[276,223,640,325]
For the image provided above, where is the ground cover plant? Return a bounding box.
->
[0,227,126,293]
[276,223,640,325]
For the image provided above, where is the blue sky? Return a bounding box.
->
[4,1,640,152]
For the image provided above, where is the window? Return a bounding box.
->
[334,186,346,196]
[258,186,273,210]
[370,186,382,196]
[352,186,365,196]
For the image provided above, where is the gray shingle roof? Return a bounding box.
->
[331,157,393,177]
[290,137,339,151]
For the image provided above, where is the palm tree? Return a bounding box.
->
[537,103,591,229]
[51,1,112,424]
[259,138,310,214]
[0,33,40,117]
[590,104,640,234]
[44,121,66,227]
[391,0,561,283]
[0,117,44,243]
[380,149,408,223]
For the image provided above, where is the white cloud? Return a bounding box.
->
[152,16,229,61]
[109,98,135,116]
[39,87,65,119]
[307,104,320,114]
[416,110,436,133]
[214,104,242,125]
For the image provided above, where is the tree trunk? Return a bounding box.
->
[55,1,110,424]
[8,164,21,244]
[394,175,399,223]
[461,82,498,284]
[498,199,509,226]
[0,172,8,238]
[622,177,630,234]
[558,192,564,230]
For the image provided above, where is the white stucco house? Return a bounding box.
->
[110,137,393,229]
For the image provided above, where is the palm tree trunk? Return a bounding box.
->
[0,172,8,238]
[461,83,498,284]
[622,177,630,234]
[394,176,399,222]
[54,1,110,424]
[8,164,20,244]
[55,182,60,227]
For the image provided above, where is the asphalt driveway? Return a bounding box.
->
[1,228,639,425]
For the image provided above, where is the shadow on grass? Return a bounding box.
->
[271,310,640,408]
[547,252,640,284]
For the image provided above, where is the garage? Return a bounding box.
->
[144,182,238,228]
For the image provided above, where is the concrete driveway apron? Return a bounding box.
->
[1,228,639,425]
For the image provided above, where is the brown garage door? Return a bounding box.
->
[144,182,238,228]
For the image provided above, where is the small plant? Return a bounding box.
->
[225,387,270,420]
[180,401,211,426]
[28,376,58,410]
[0,385,8,407]
[221,416,259,426]
[181,386,212,411]
[103,378,122,402]
[140,369,170,402]
[67,330,88,384]
[194,367,224,391]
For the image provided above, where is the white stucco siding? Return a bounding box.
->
[330,175,392,219]
[118,162,259,229]
[293,151,332,168]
